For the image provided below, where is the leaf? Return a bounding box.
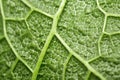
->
[0,0,120,80]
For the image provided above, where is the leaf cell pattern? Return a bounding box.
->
[0,0,120,80]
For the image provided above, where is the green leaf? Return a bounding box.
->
[0,0,120,80]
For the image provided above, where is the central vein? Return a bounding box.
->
[31,0,67,80]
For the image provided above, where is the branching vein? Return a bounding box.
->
[62,53,72,80]
[0,0,33,73]
[21,0,53,19]
[31,0,67,80]
[55,33,106,80]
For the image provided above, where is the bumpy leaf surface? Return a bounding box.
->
[0,0,120,80]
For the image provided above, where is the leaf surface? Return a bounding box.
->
[0,0,120,80]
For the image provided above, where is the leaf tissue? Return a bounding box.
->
[0,0,120,80]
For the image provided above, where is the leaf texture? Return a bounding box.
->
[0,0,120,80]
